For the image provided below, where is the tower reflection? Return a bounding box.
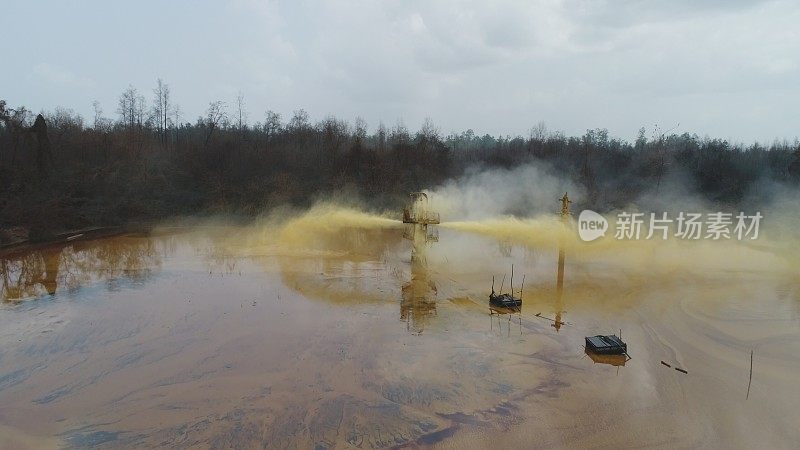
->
[400,225,438,334]
[553,192,571,332]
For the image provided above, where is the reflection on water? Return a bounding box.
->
[1,245,62,301]
[554,192,571,332]
[401,223,438,334]
[554,224,567,332]
[0,225,798,449]
[585,349,627,367]
[274,227,402,306]
[490,308,522,338]
[1,236,162,302]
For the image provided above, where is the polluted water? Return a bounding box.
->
[0,198,799,449]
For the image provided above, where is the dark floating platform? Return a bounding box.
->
[488,266,525,311]
[585,335,627,355]
[489,293,522,309]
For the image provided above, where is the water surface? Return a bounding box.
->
[0,227,798,448]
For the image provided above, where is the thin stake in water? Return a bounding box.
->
[746,349,754,400]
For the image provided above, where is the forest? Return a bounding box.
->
[2,81,800,243]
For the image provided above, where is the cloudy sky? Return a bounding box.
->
[3,0,799,143]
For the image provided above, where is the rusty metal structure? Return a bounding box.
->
[402,192,440,225]
[559,192,572,220]
[400,192,440,334]
[402,192,440,246]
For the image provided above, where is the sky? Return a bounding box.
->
[3,0,799,143]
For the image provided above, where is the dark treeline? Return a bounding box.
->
[2,82,800,241]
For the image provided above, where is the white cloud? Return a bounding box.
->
[32,62,95,89]
[4,0,798,142]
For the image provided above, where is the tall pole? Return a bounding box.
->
[554,192,571,331]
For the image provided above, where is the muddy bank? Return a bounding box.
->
[1,225,134,251]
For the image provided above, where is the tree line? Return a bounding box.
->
[1,80,799,241]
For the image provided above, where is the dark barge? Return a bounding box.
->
[489,292,522,309]
[488,266,525,310]
[585,335,627,355]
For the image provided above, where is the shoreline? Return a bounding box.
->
[0,225,147,255]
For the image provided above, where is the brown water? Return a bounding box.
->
[0,226,798,449]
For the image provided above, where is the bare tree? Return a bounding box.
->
[171,103,182,147]
[92,100,103,129]
[322,116,349,162]
[135,94,146,129]
[650,123,679,190]
[117,85,139,129]
[263,110,281,140]
[288,109,309,132]
[47,107,83,144]
[419,117,439,141]
[152,79,171,145]
[0,101,33,165]
[235,92,247,131]
[376,121,387,152]
[204,101,227,145]
[353,117,367,144]
[529,121,548,142]
[390,119,409,146]
[635,126,647,151]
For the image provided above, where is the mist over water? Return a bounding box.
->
[215,159,799,281]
